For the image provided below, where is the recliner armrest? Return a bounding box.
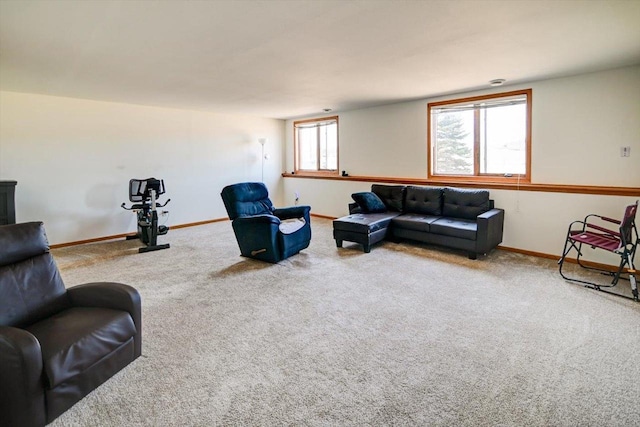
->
[67,282,142,357]
[476,208,505,253]
[0,326,47,427]
[273,205,311,221]
[234,214,281,226]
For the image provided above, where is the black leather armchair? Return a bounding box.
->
[221,182,311,263]
[0,222,141,427]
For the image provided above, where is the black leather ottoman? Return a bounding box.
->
[333,212,400,253]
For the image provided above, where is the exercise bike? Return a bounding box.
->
[121,178,171,253]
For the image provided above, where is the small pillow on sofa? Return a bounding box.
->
[351,192,387,213]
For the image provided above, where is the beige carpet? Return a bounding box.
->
[49,218,640,426]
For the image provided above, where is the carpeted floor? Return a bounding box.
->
[50,218,640,426]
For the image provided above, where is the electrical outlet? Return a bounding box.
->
[621,146,631,157]
[294,191,300,205]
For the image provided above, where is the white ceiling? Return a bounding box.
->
[1,0,639,120]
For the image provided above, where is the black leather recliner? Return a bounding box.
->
[221,182,312,263]
[0,222,142,427]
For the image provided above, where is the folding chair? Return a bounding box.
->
[558,200,638,302]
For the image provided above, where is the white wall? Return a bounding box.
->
[284,66,640,263]
[0,91,285,244]
[1,65,638,260]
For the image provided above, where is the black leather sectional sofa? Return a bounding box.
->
[333,184,505,259]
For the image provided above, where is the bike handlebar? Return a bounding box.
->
[121,198,171,210]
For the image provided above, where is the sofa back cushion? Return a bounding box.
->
[0,222,69,327]
[371,185,406,212]
[442,188,491,220]
[404,186,444,215]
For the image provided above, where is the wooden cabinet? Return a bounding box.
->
[0,181,17,225]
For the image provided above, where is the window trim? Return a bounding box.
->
[293,115,339,176]
[427,89,532,183]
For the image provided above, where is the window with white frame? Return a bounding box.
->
[294,116,338,174]
[428,89,531,181]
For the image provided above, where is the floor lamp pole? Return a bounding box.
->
[258,138,267,183]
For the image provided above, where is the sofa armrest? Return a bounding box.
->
[67,282,142,357]
[476,208,504,253]
[273,205,311,221]
[0,326,47,427]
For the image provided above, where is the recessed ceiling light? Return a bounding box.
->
[489,79,506,87]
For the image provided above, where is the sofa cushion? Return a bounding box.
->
[25,307,137,389]
[430,217,478,240]
[404,186,444,215]
[351,192,387,213]
[391,213,441,232]
[371,185,406,212]
[333,212,400,234]
[442,188,490,220]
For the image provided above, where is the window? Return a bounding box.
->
[428,89,531,182]
[294,116,338,174]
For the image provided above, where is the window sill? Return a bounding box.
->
[281,173,640,197]
[428,174,531,185]
[291,170,339,177]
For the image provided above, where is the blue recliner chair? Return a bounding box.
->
[221,182,312,263]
